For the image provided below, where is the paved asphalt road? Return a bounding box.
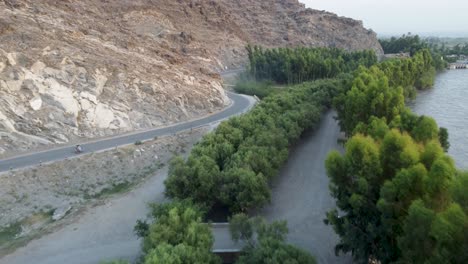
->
[0,92,250,173]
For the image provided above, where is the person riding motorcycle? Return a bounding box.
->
[75,144,83,154]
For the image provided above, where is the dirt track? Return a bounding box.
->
[259,111,352,264]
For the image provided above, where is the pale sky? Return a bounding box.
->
[299,0,468,37]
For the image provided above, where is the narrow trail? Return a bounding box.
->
[259,111,352,264]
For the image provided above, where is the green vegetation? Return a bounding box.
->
[334,49,436,135]
[157,46,367,263]
[229,214,316,264]
[0,222,22,247]
[135,201,220,264]
[233,80,278,99]
[247,46,376,84]
[379,34,447,70]
[165,77,349,213]
[0,211,54,254]
[99,260,129,264]
[325,48,468,263]
[425,36,468,59]
[380,34,428,55]
[86,181,132,199]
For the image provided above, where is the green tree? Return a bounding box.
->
[135,201,219,264]
[335,66,405,135]
[439,127,450,152]
[326,128,459,263]
[229,214,316,264]
[144,243,219,264]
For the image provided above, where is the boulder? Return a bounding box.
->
[52,205,72,221]
[29,96,42,111]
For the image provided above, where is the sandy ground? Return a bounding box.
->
[0,165,169,264]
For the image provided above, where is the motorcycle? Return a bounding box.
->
[75,145,83,154]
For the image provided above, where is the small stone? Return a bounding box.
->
[52,205,72,221]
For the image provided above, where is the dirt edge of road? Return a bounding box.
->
[0,127,208,256]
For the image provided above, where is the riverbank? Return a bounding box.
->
[410,69,468,169]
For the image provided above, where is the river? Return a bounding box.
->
[410,70,468,169]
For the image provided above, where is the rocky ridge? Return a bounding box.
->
[0,0,382,155]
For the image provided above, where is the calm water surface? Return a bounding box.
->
[410,70,468,169]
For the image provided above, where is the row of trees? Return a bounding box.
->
[153,46,378,263]
[246,45,377,84]
[104,46,368,264]
[326,50,468,263]
[379,34,427,55]
[165,78,349,213]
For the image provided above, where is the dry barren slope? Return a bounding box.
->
[0,0,382,155]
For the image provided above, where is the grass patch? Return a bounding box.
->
[0,222,22,246]
[87,181,132,199]
[234,80,281,99]
[0,211,54,254]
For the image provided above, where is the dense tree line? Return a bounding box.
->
[379,34,427,55]
[326,49,468,263]
[425,37,468,58]
[247,45,377,84]
[379,34,447,70]
[165,78,349,213]
[442,43,468,56]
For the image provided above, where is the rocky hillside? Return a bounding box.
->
[0,0,382,156]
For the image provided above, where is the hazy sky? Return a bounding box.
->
[300,0,468,37]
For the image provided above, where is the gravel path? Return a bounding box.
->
[259,111,352,264]
[0,166,168,264]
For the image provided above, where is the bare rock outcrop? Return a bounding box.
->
[0,0,382,155]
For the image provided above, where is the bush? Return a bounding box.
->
[234,80,277,99]
[136,201,220,264]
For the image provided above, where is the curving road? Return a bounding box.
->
[0,91,254,264]
[0,92,251,173]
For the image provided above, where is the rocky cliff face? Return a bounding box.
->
[0,0,382,155]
